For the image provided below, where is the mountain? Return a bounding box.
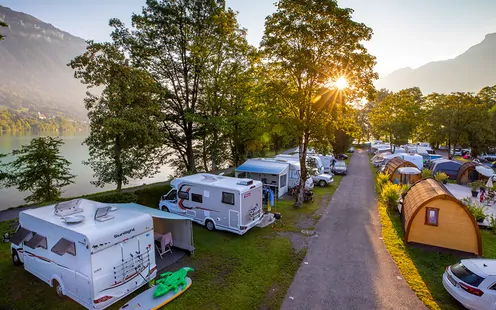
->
[376,32,496,94]
[0,5,88,118]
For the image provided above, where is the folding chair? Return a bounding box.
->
[154,232,173,258]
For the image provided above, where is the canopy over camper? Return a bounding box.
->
[235,158,289,198]
[402,179,482,255]
[113,203,194,254]
[456,162,480,185]
[383,157,417,184]
[431,160,462,180]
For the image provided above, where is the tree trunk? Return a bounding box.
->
[295,132,309,208]
[202,132,208,173]
[211,130,218,173]
[186,122,196,174]
[115,135,123,191]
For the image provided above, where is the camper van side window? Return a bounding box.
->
[178,191,189,200]
[280,174,287,188]
[192,193,203,203]
[222,192,235,205]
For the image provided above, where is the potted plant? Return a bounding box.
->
[434,172,449,184]
[468,181,480,198]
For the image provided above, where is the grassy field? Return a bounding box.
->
[369,157,496,310]
[0,160,348,310]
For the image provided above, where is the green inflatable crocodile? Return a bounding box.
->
[153,267,194,298]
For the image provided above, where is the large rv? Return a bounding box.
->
[159,174,264,235]
[10,199,156,310]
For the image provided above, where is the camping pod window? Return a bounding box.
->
[280,174,287,188]
[10,227,32,246]
[222,192,235,205]
[25,233,48,250]
[425,207,439,226]
[51,238,76,256]
[178,191,189,200]
[192,193,203,203]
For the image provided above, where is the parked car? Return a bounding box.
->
[336,154,348,160]
[443,259,496,310]
[332,161,347,175]
[479,153,496,162]
[348,146,355,153]
[453,149,462,156]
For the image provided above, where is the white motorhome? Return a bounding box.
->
[159,174,264,235]
[10,199,156,310]
[274,154,333,187]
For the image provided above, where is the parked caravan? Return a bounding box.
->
[235,158,289,198]
[159,174,264,235]
[431,160,462,180]
[401,154,423,170]
[286,150,334,173]
[274,154,333,186]
[10,199,157,310]
[277,159,315,190]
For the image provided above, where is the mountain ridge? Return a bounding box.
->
[377,32,496,94]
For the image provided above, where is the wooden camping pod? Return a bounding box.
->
[402,178,482,256]
[383,157,417,184]
[456,162,479,185]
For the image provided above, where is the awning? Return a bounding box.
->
[397,167,421,175]
[111,203,191,220]
[235,160,288,175]
[476,165,495,177]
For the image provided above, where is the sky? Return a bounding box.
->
[2,0,496,78]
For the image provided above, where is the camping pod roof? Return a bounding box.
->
[384,157,416,175]
[402,178,482,255]
[456,162,479,182]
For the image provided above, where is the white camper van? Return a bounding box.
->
[159,174,264,235]
[10,199,156,310]
[274,154,333,187]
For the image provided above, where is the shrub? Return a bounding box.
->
[376,172,390,192]
[135,184,171,207]
[421,168,432,178]
[400,184,410,197]
[380,182,401,209]
[489,215,496,234]
[462,197,487,222]
[434,172,448,183]
[468,181,481,192]
[89,192,138,203]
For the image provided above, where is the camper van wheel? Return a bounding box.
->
[162,206,170,212]
[11,249,22,266]
[318,180,327,187]
[205,220,215,231]
[53,280,64,297]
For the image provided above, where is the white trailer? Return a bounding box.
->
[274,154,333,187]
[235,158,289,198]
[10,199,157,310]
[159,174,264,235]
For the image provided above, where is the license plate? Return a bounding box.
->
[447,273,457,286]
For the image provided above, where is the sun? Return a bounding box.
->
[335,76,348,90]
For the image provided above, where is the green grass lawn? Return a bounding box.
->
[0,163,348,310]
[369,157,496,310]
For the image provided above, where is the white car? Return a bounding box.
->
[443,259,496,310]
[312,173,333,187]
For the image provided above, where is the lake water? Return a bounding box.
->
[0,131,173,211]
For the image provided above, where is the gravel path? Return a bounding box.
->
[281,150,426,310]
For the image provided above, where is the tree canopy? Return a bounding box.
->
[261,0,377,206]
[7,137,75,203]
[69,41,164,191]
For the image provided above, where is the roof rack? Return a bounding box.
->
[54,199,83,217]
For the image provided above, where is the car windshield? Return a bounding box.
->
[335,162,345,167]
[450,262,485,287]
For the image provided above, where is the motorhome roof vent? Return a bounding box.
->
[201,174,218,183]
[54,199,83,217]
[237,179,253,186]
[94,206,114,222]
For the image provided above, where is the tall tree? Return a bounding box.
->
[0,21,7,41]
[110,0,247,174]
[7,137,75,203]
[261,0,377,206]
[369,87,423,152]
[70,41,164,191]
[0,153,9,187]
